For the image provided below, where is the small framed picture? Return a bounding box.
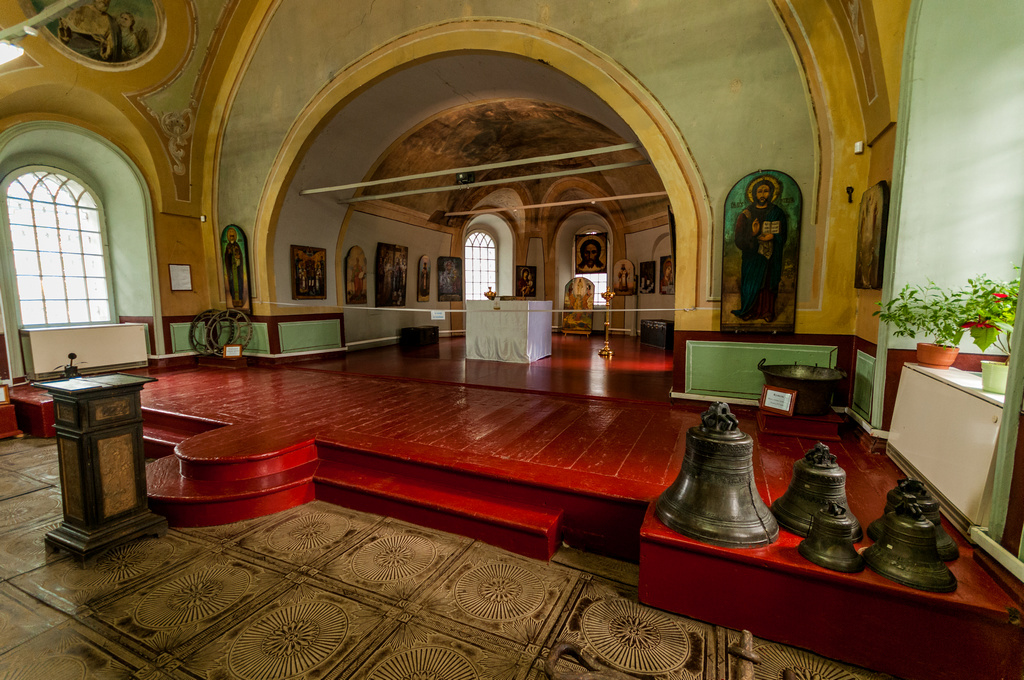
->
[0,384,9,405]
[760,385,797,416]
[169,264,192,291]
[222,344,243,359]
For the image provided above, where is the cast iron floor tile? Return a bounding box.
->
[315,516,473,603]
[231,500,382,569]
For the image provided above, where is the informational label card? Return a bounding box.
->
[760,385,797,416]
[430,310,446,320]
[222,344,243,358]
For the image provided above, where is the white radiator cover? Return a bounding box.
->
[21,323,148,379]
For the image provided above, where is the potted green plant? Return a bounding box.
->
[875,281,966,369]
[960,271,1018,393]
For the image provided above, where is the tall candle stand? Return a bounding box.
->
[598,289,616,358]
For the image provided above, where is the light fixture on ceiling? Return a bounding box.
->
[0,0,85,67]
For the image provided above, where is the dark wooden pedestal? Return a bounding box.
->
[756,409,843,441]
[39,374,167,563]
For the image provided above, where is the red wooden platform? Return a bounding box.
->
[8,337,1023,680]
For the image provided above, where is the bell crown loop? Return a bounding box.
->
[805,442,838,468]
[823,500,846,517]
[699,402,746,441]
[897,478,928,497]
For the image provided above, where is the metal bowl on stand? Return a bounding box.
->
[757,359,846,416]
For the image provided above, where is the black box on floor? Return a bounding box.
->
[400,325,439,347]
[640,319,674,349]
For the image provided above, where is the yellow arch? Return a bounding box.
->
[250,19,708,323]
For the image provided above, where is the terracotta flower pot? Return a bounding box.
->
[916,342,959,369]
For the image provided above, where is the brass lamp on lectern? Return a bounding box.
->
[598,289,615,357]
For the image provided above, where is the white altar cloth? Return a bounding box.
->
[465,300,552,363]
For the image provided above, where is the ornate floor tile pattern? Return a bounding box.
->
[11,532,212,616]
[317,516,473,602]
[0,581,69,655]
[0,469,50,501]
[0,438,901,680]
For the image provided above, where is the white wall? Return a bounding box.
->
[340,211,453,346]
[887,0,1024,351]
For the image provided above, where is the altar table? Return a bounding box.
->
[466,300,552,363]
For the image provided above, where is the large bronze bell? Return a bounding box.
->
[862,500,957,593]
[656,402,779,548]
[867,479,958,561]
[797,501,864,573]
[770,442,862,540]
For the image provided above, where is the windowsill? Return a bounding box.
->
[908,363,1005,408]
[20,322,143,334]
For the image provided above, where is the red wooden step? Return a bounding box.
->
[146,456,317,526]
[315,458,562,561]
[10,384,54,438]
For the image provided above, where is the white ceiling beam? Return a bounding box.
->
[333,160,650,204]
[299,142,641,196]
[444,191,668,217]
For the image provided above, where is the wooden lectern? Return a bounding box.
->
[38,373,167,562]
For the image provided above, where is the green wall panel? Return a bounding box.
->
[246,323,270,355]
[852,350,875,420]
[169,323,192,354]
[279,319,342,353]
[685,341,837,400]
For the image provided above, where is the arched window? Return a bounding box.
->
[4,170,112,326]
[464,231,496,300]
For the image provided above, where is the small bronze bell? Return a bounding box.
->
[862,500,957,593]
[867,479,959,561]
[771,442,862,540]
[797,501,864,573]
[656,402,779,548]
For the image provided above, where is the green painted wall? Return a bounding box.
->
[685,341,837,400]
[279,319,342,353]
[246,323,271,355]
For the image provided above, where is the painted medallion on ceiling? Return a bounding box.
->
[25,0,161,65]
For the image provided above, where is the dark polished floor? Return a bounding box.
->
[297,334,675,403]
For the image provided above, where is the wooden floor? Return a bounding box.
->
[296,334,676,403]
[11,335,1023,680]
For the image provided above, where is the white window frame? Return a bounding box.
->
[0,167,116,329]
[464,229,497,301]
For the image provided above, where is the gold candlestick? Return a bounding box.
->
[599,289,615,357]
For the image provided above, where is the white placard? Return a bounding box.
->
[169,264,192,291]
[763,388,793,412]
[430,310,446,320]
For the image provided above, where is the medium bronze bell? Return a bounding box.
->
[797,501,864,573]
[771,442,862,540]
[656,402,779,548]
[862,500,957,593]
[867,479,959,561]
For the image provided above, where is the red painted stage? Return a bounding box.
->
[11,336,1024,680]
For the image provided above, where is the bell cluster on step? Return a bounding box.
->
[656,402,959,593]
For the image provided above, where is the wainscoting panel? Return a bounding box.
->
[852,350,875,420]
[169,323,192,354]
[685,340,837,400]
[278,319,343,353]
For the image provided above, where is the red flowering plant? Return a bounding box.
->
[959,270,1019,364]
